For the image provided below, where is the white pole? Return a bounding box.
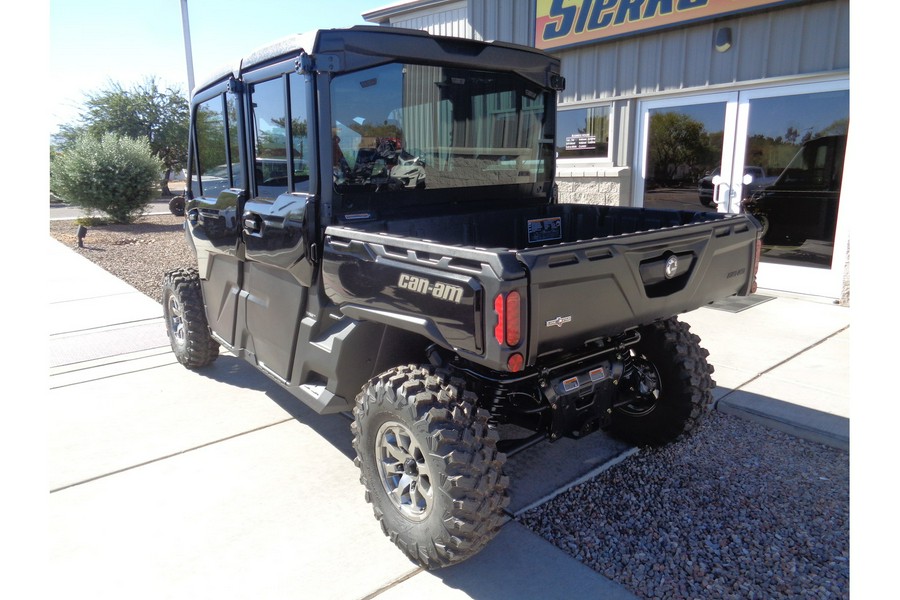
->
[180,0,196,96]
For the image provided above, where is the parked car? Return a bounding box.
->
[698,165,776,207]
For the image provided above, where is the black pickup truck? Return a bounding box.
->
[164,26,761,569]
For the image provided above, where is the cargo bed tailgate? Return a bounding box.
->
[518,215,759,360]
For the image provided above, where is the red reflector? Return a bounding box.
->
[493,294,505,345]
[507,353,524,372]
[506,291,521,346]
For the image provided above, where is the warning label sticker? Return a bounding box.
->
[528,217,562,244]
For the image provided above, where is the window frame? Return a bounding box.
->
[242,58,314,199]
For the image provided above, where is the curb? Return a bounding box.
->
[716,394,849,451]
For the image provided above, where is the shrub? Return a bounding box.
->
[50,133,163,223]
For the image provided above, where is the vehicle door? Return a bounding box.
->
[186,82,246,347]
[238,67,316,383]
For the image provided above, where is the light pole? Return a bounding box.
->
[180,0,196,95]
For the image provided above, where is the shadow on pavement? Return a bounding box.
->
[192,355,358,460]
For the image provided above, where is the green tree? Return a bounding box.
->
[647,112,710,185]
[55,77,188,194]
[51,133,163,223]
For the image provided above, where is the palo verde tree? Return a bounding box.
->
[55,77,189,195]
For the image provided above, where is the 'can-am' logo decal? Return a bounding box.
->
[398,273,464,304]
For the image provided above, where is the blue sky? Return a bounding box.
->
[49,0,394,134]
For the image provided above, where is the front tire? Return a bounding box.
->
[609,317,714,446]
[352,365,509,569]
[162,268,219,369]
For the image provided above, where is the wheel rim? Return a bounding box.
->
[616,353,661,417]
[166,293,187,348]
[375,421,433,521]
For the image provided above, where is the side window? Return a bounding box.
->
[193,95,228,198]
[250,78,290,199]
[226,94,241,186]
[289,73,311,192]
[556,105,611,161]
[191,92,242,198]
[249,75,310,197]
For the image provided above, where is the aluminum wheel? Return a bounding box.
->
[375,420,433,521]
[166,293,187,348]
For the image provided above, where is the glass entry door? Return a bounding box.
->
[635,92,739,213]
[732,81,849,298]
[635,80,849,299]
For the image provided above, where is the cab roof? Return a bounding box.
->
[192,26,560,99]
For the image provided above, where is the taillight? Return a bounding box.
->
[493,294,505,345]
[493,291,522,347]
[506,291,521,346]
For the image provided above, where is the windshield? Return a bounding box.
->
[330,62,551,205]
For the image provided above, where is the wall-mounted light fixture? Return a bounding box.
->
[715,27,733,53]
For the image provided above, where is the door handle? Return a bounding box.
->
[714,183,730,206]
[243,212,262,235]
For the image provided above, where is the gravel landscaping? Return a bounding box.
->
[517,411,849,599]
[49,213,194,303]
[47,210,850,599]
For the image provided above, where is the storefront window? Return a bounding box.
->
[556,105,610,160]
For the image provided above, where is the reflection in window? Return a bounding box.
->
[742,90,849,269]
[193,95,230,198]
[641,102,726,212]
[251,78,289,198]
[289,73,310,192]
[556,105,610,160]
[250,76,312,198]
[329,62,550,197]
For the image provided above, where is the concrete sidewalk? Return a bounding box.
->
[47,237,849,599]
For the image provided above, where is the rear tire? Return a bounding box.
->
[352,365,509,569]
[609,317,714,446]
[163,268,219,369]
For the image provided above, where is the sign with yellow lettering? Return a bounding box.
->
[536,0,801,50]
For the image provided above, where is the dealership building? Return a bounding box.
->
[363,0,850,302]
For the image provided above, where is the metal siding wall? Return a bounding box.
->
[378,1,848,101]
[553,0,849,104]
[390,5,471,38]
[658,30,687,90]
[735,18,770,82]
[636,36,661,94]
[469,0,536,45]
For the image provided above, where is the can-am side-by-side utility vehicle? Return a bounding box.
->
[164,27,761,569]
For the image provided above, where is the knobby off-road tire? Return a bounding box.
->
[162,268,219,369]
[610,317,715,446]
[352,365,509,569]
